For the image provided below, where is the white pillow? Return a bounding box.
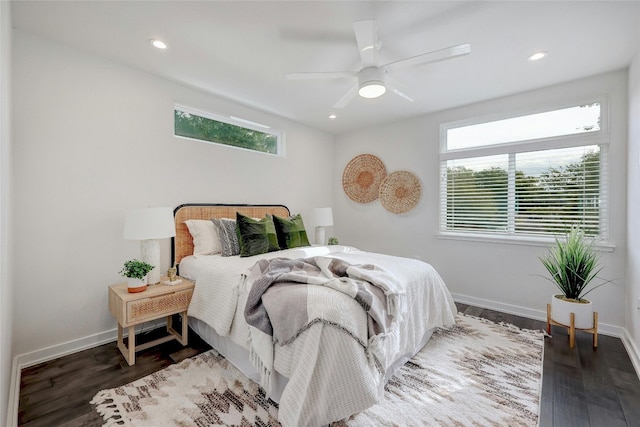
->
[185,220,222,255]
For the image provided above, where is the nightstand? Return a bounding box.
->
[108,277,195,365]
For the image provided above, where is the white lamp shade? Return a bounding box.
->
[123,207,176,240]
[313,207,334,227]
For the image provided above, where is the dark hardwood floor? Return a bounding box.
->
[18,304,640,426]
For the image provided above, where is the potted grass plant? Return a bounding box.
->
[539,227,610,329]
[120,259,154,293]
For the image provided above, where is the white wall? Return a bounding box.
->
[626,11,640,371]
[335,70,628,331]
[0,1,12,424]
[11,31,335,358]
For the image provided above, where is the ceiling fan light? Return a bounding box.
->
[358,82,386,98]
[358,66,387,99]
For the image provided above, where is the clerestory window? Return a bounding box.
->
[174,105,283,156]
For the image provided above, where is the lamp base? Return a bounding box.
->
[315,227,326,246]
[140,239,161,284]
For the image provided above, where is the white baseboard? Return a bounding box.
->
[622,329,640,379]
[451,292,624,337]
[18,328,119,370]
[6,320,164,427]
[6,357,19,427]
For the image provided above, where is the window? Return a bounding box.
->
[174,105,283,156]
[440,102,608,240]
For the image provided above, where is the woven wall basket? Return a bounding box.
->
[342,154,387,204]
[379,170,422,214]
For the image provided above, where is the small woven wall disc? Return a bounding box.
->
[342,154,387,204]
[379,170,422,214]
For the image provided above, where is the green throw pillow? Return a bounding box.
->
[262,215,280,251]
[273,213,311,249]
[236,213,280,257]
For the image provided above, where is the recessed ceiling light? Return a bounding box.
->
[328,114,337,119]
[528,51,547,61]
[150,39,167,49]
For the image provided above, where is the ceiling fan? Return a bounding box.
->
[286,20,471,109]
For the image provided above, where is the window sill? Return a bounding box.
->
[436,232,615,252]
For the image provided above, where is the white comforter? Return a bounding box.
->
[184,245,457,426]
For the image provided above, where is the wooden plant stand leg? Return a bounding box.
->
[593,312,598,348]
[546,304,599,350]
[569,312,576,348]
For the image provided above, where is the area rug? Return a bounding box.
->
[91,314,544,426]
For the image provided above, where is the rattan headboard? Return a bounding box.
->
[172,203,290,266]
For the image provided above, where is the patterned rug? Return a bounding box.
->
[91,314,544,426]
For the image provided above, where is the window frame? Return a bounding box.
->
[438,97,611,248]
[174,104,285,157]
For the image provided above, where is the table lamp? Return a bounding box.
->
[123,207,176,284]
[312,207,334,245]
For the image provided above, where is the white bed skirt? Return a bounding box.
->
[188,316,435,404]
[189,316,289,402]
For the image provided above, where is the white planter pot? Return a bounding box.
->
[550,294,594,329]
[126,276,148,293]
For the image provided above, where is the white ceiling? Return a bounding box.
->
[11,1,640,135]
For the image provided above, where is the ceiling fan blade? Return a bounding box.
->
[353,20,379,68]
[383,43,471,72]
[387,76,414,102]
[286,71,357,80]
[333,84,358,109]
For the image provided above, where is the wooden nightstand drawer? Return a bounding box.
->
[127,288,193,323]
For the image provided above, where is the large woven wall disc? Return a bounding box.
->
[342,154,386,204]
[379,170,422,214]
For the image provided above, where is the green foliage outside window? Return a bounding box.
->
[446,166,508,231]
[175,109,278,155]
[446,150,600,236]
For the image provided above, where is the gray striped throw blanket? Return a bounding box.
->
[243,256,404,396]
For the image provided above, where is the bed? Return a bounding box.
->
[173,203,457,427]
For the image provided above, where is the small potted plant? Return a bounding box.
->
[327,236,339,245]
[120,259,154,293]
[539,227,611,329]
